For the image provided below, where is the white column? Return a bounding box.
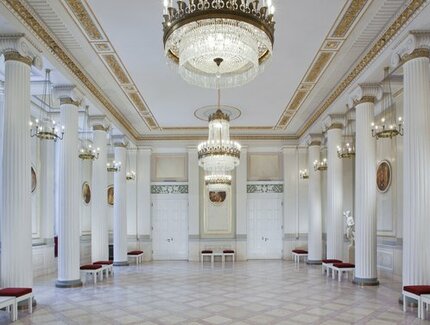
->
[0,36,42,288]
[54,85,83,288]
[236,147,247,260]
[137,147,151,258]
[349,84,382,286]
[306,135,323,264]
[188,147,199,261]
[113,141,128,266]
[323,115,344,260]
[392,31,430,287]
[90,120,109,262]
[39,140,55,241]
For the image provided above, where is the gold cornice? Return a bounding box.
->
[64,0,102,40]
[332,0,368,38]
[1,0,141,139]
[162,126,274,131]
[59,97,80,106]
[93,124,109,132]
[297,0,426,138]
[4,51,33,65]
[354,96,375,106]
[137,135,298,142]
[328,123,343,130]
[402,48,430,63]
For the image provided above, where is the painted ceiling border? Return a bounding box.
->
[275,0,370,130]
[1,0,142,140]
[296,0,427,138]
[62,0,159,131]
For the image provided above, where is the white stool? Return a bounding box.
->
[292,250,308,264]
[80,266,103,284]
[420,294,430,320]
[403,286,430,319]
[223,251,235,263]
[128,252,144,265]
[331,264,355,282]
[201,251,213,264]
[0,296,17,322]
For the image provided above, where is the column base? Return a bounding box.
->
[55,279,83,288]
[352,277,379,286]
[17,298,37,310]
[306,260,322,265]
[113,261,129,266]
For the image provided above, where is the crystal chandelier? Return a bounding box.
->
[30,69,65,142]
[371,67,404,140]
[107,160,121,173]
[198,89,241,190]
[337,116,355,159]
[126,149,136,181]
[313,158,327,172]
[299,169,309,179]
[162,0,275,89]
[79,106,100,161]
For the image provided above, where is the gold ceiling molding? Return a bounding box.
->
[102,54,131,84]
[275,0,369,130]
[331,0,368,38]
[61,0,159,130]
[297,0,427,138]
[162,126,274,131]
[136,135,298,142]
[304,52,334,83]
[1,0,141,139]
[64,0,102,40]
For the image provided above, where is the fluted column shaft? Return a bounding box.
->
[40,140,55,241]
[354,100,378,285]
[0,55,33,288]
[326,127,343,260]
[91,127,108,262]
[113,145,128,266]
[308,143,322,263]
[56,96,82,288]
[402,54,430,286]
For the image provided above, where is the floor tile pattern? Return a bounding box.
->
[1,261,428,324]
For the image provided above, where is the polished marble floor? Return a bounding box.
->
[2,260,429,324]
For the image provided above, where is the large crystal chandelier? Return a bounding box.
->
[371,67,404,140]
[162,0,275,89]
[30,69,65,142]
[198,89,241,190]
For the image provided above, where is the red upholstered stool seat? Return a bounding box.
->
[333,263,355,268]
[292,249,308,254]
[0,288,32,297]
[93,261,113,265]
[80,264,102,270]
[128,250,144,255]
[404,285,430,296]
[322,259,342,264]
[201,250,213,254]
[223,250,234,254]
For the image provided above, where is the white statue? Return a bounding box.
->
[344,210,355,243]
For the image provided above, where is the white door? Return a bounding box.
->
[152,194,188,260]
[247,193,283,259]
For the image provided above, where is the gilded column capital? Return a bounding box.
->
[391,31,430,67]
[348,84,382,108]
[113,135,129,148]
[322,114,344,132]
[53,85,83,107]
[305,134,323,147]
[0,34,42,69]
[90,116,111,132]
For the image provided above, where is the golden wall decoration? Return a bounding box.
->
[64,0,103,40]
[331,0,368,38]
[102,54,131,84]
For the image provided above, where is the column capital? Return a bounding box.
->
[391,31,430,67]
[53,85,83,106]
[112,135,129,148]
[90,116,110,132]
[305,134,323,147]
[0,34,42,69]
[322,114,344,132]
[348,84,382,108]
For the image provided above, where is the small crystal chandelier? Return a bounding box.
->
[299,169,309,179]
[107,160,121,173]
[198,89,241,190]
[30,69,65,142]
[162,0,275,89]
[125,150,136,181]
[371,67,404,140]
[79,106,100,161]
[337,117,355,159]
[313,158,327,172]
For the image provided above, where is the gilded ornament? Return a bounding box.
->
[64,0,103,40]
[102,54,130,84]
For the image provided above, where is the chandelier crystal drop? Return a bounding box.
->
[162,0,275,89]
[30,69,65,142]
[198,89,241,190]
[371,67,404,140]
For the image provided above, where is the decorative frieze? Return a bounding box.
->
[247,184,283,194]
[151,185,189,194]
